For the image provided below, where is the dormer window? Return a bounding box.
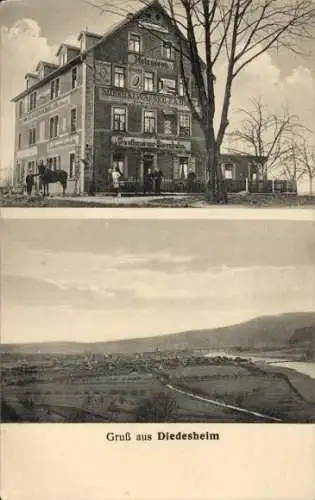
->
[60,52,67,66]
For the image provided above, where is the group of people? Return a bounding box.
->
[110,166,165,197]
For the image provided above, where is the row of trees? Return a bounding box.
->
[227,99,315,194]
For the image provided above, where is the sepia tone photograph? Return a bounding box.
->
[0,0,314,208]
[1,216,314,424]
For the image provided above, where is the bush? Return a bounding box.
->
[134,392,177,422]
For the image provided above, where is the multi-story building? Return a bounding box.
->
[11,0,274,194]
[12,0,208,194]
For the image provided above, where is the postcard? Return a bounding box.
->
[1,0,315,497]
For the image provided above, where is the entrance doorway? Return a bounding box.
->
[143,154,154,176]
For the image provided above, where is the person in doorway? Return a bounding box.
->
[187,168,196,193]
[112,167,121,197]
[143,168,154,195]
[153,167,164,195]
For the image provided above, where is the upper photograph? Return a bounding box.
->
[1,0,314,208]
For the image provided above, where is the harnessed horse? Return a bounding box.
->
[37,162,68,196]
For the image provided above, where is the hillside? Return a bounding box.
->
[1,312,314,355]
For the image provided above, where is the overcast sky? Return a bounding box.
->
[1,218,314,344]
[0,0,314,183]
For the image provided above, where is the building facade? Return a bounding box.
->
[12,1,208,194]
[11,0,272,194]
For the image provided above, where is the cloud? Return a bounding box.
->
[215,49,315,144]
[0,18,57,175]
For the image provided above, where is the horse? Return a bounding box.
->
[37,162,68,196]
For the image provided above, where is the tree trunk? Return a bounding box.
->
[309,174,313,196]
[204,139,228,204]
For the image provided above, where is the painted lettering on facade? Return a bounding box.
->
[98,87,189,110]
[128,53,173,70]
[21,96,71,123]
[111,135,191,152]
[47,134,80,151]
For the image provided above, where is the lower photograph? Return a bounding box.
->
[1,216,314,423]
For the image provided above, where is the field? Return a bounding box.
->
[1,351,314,423]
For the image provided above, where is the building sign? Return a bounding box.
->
[128,67,143,91]
[128,53,173,70]
[98,87,189,111]
[95,61,112,86]
[47,134,80,151]
[138,20,169,34]
[111,135,191,152]
[16,146,38,160]
[22,96,71,123]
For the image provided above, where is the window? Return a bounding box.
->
[143,110,156,133]
[129,34,140,53]
[178,78,185,97]
[114,67,126,88]
[29,92,37,111]
[223,163,233,179]
[28,127,36,145]
[47,156,59,171]
[49,115,59,138]
[144,72,154,92]
[70,108,77,132]
[178,114,191,136]
[69,153,76,178]
[158,78,176,94]
[112,152,125,176]
[72,67,78,89]
[50,78,60,100]
[18,100,24,117]
[179,157,189,180]
[164,119,172,135]
[112,107,127,131]
[18,133,22,149]
[162,41,174,60]
[39,121,45,141]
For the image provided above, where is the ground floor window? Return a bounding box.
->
[47,156,59,171]
[223,163,233,179]
[179,157,189,180]
[112,152,125,176]
[69,153,75,178]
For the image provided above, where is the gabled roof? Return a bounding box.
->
[24,73,39,80]
[35,60,59,72]
[12,0,205,102]
[56,43,80,57]
[77,31,102,41]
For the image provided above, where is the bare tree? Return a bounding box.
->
[299,139,315,195]
[227,99,303,180]
[83,0,315,202]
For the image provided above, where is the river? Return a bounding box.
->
[204,351,315,379]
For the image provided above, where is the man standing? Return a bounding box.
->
[112,167,121,197]
[187,168,196,193]
[153,167,164,195]
[25,171,35,196]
